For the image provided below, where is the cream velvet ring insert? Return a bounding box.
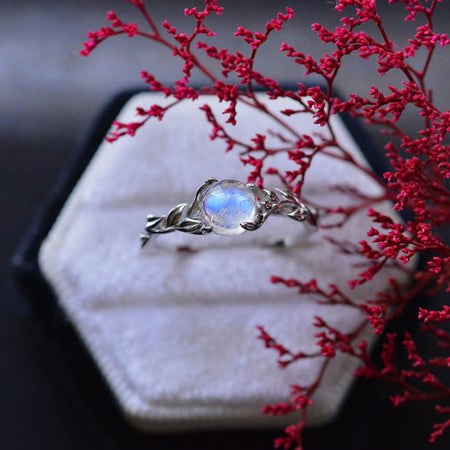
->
[38,92,415,432]
[141,178,318,250]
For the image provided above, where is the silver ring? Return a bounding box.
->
[140,178,318,247]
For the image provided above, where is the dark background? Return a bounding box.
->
[1,1,448,449]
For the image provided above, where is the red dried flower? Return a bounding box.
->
[81,0,449,447]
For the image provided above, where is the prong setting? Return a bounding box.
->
[141,179,317,246]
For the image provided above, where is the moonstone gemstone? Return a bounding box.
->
[201,180,258,235]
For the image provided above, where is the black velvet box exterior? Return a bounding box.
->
[11,90,445,450]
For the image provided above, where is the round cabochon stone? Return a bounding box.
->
[201,180,258,235]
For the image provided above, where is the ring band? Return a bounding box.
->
[140,178,318,247]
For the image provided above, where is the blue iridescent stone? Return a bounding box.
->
[201,180,258,235]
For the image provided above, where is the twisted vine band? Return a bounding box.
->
[140,178,318,247]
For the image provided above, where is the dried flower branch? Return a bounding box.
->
[81,0,449,447]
